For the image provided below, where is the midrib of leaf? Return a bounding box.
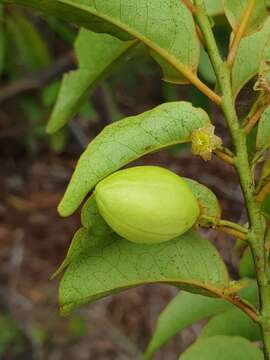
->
[60,278,230,315]
[10,0,221,105]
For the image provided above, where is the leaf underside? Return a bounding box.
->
[257,104,270,150]
[58,102,210,216]
[59,229,229,315]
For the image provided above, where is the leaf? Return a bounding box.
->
[223,0,268,36]
[239,247,255,278]
[200,308,261,341]
[184,178,221,225]
[47,29,136,134]
[145,291,231,359]
[181,336,263,360]
[232,18,270,98]
[81,195,113,236]
[6,12,50,71]
[58,102,211,217]
[8,0,200,84]
[254,36,270,92]
[256,105,270,150]
[145,281,258,358]
[59,230,229,314]
[204,0,224,17]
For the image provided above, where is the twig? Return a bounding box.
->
[181,0,197,15]
[256,181,270,202]
[218,226,248,240]
[214,149,235,165]
[227,0,256,66]
[0,52,74,103]
[244,106,266,134]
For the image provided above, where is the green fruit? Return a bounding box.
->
[95,166,200,244]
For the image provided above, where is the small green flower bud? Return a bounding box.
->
[95,166,200,244]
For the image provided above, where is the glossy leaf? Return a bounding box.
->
[8,0,200,84]
[58,102,211,217]
[223,0,268,36]
[47,29,136,134]
[145,291,231,359]
[200,308,261,341]
[184,178,221,225]
[232,18,270,98]
[257,105,270,149]
[181,336,263,360]
[59,230,229,314]
[145,281,258,358]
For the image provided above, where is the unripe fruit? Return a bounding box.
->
[95,166,200,244]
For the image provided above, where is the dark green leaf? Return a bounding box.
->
[58,102,211,217]
[47,29,136,133]
[59,230,229,314]
[181,336,263,360]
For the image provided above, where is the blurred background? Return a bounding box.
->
[0,3,256,360]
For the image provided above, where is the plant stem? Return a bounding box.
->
[194,1,270,357]
[227,0,256,66]
[214,149,235,165]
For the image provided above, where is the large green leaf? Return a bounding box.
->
[145,291,231,359]
[7,0,200,84]
[200,308,261,341]
[59,229,229,314]
[232,18,270,98]
[257,105,270,150]
[181,336,263,360]
[58,102,211,216]
[145,281,258,358]
[223,0,268,36]
[47,29,136,134]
